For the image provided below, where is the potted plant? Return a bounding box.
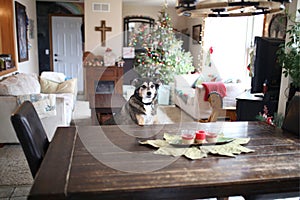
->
[277,9,300,100]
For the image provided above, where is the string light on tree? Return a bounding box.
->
[132,4,194,84]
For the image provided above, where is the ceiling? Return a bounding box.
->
[123,0,177,6]
[36,0,177,6]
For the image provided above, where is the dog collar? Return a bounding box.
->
[143,102,153,106]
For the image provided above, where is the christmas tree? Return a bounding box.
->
[130,5,194,84]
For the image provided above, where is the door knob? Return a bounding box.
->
[54,59,58,62]
[54,54,58,57]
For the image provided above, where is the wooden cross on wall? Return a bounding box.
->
[95,20,112,47]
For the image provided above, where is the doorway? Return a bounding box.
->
[50,15,84,93]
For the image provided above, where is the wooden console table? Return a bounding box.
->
[84,66,123,100]
[89,94,126,125]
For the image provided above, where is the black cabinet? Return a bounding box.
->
[236,91,278,121]
[251,37,284,97]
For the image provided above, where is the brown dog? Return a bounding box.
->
[104,78,161,125]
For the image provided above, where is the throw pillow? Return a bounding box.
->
[56,78,77,93]
[40,78,77,94]
[40,71,66,83]
[40,78,59,93]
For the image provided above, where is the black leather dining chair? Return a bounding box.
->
[282,95,299,136]
[244,95,300,199]
[10,101,49,178]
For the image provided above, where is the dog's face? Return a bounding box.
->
[132,78,161,104]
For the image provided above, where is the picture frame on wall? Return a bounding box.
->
[15,2,28,62]
[192,24,202,44]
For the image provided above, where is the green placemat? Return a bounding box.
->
[139,133,254,160]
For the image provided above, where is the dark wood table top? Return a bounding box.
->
[28,122,300,200]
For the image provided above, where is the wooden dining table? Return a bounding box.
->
[28,122,300,200]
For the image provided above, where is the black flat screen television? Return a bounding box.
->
[251,37,285,96]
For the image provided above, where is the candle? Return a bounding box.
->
[195,130,206,144]
[206,132,218,143]
[181,132,195,145]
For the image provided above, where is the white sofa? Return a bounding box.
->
[174,74,247,120]
[0,73,77,143]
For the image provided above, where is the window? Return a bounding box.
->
[202,16,264,86]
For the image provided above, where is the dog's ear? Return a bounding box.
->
[153,78,162,89]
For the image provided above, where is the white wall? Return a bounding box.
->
[186,17,204,69]
[13,0,39,74]
[84,0,122,58]
[277,0,300,115]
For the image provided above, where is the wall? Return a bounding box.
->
[277,0,300,115]
[13,0,39,74]
[36,2,83,73]
[84,0,122,58]
[186,17,204,69]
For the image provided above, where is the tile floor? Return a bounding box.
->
[0,185,31,200]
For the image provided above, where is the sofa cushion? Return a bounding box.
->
[56,78,77,93]
[40,78,77,94]
[40,71,66,83]
[223,83,246,107]
[0,73,41,96]
[175,88,195,104]
[174,74,200,88]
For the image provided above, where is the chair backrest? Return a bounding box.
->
[208,92,223,109]
[207,92,225,122]
[10,101,49,178]
[282,95,299,136]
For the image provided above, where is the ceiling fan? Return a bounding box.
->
[176,0,292,17]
